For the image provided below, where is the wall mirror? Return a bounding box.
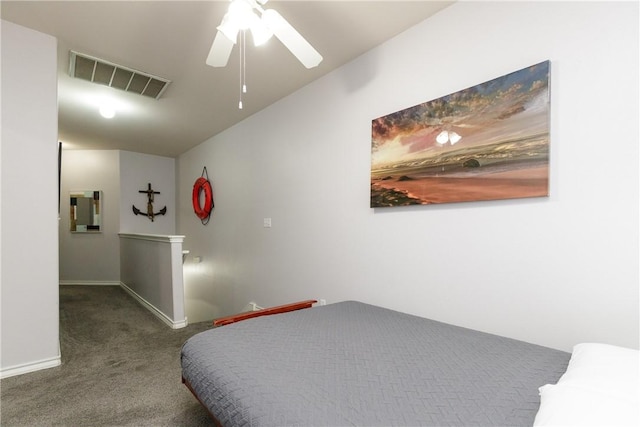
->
[70,191,102,233]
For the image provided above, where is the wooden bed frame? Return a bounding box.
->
[212,299,317,327]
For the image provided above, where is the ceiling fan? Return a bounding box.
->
[206,0,323,69]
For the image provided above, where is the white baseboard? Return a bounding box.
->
[59,280,120,286]
[119,282,188,329]
[0,355,61,379]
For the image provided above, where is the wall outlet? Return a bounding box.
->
[249,302,264,311]
[319,299,326,306]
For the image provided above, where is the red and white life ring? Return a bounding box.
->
[192,177,214,220]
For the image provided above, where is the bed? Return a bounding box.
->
[181,301,638,426]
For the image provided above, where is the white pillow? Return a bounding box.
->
[534,343,639,427]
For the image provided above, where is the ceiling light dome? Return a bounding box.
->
[99,105,115,119]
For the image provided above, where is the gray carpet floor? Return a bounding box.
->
[1,285,215,426]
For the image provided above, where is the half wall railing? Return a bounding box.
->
[118,233,187,328]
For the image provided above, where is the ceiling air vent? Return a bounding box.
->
[69,51,171,99]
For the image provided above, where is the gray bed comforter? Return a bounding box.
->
[181,301,569,426]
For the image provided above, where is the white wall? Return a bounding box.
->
[120,150,176,235]
[177,1,639,351]
[59,150,120,283]
[1,20,60,376]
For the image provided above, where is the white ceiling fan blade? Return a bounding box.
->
[206,31,236,67]
[262,9,322,69]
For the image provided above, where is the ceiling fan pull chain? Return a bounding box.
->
[242,31,247,95]
[238,31,244,109]
[238,38,243,109]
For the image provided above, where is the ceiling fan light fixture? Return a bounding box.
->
[217,13,240,43]
[206,0,323,108]
[251,15,273,46]
[228,0,256,30]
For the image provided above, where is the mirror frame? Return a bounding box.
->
[70,191,102,233]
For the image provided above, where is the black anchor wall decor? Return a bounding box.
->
[132,183,167,222]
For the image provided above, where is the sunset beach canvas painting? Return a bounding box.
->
[371,61,550,208]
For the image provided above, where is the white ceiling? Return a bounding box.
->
[1,1,453,158]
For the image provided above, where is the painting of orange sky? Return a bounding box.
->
[371,61,550,208]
